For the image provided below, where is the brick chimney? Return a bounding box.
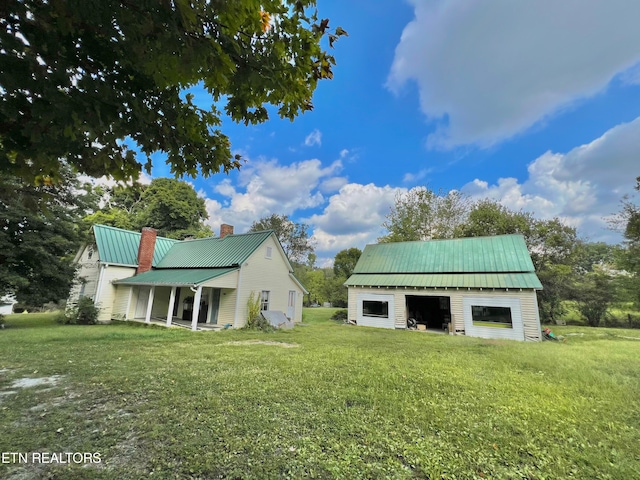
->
[136,227,157,274]
[220,224,234,239]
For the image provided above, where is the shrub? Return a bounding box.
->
[331,309,348,322]
[13,304,27,314]
[42,301,63,312]
[0,314,5,329]
[573,272,613,327]
[244,292,274,332]
[57,297,101,325]
[626,314,640,329]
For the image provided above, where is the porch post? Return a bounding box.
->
[191,286,202,331]
[144,286,155,324]
[166,286,177,327]
[206,288,214,324]
[125,286,133,320]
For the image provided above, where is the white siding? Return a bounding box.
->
[217,289,237,326]
[234,235,305,327]
[95,265,137,321]
[151,286,172,317]
[202,271,239,289]
[68,244,101,304]
[112,285,132,319]
[348,286,541,341]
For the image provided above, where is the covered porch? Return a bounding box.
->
[113,267,239,331]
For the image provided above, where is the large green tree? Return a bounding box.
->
[573,271,614,327]
[454,199,534,240]
[333,247,362,279]
[380,187,470,242]
[135,178,210,239]
[249,214,314,263]
[0,168,98,305]
[616,176,640,306]
[456,200,579,322]
[328,248,361,307]
[83,178,212,239]
[0,0,346,183]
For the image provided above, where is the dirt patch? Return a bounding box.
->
[221,340,300,348]
[10,376,63,389]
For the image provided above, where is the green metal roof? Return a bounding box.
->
[345,273,542,289]
[353,235,535,274]
[93,224,178,267]
[113,267,238,286]
[155,230,273,269]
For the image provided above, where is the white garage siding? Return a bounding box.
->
[462,297,524,341]
[348,286,541,341]
[355,293,395,328]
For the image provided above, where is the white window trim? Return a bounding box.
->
[356,293,395,329]
[462,297,524,340]
[265,246,273,259]
[261,290,270,311]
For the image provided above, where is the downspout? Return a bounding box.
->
[233,263,244,328]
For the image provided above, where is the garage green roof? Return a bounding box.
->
[347,235,541,290]
[353,235,535,274]
[155,230,273,269]
[113,267,238,286]
[345,273,542,289]
[94,224,178,267]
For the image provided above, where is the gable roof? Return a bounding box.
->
[347,235,542,290]
[155,230,273,269]
[354,235,535,274]
[93,224,178,267]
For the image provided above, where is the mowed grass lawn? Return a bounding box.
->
[1,310,639,479]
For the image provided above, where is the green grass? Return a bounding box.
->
[559,301,640,327]
[1,309,639,479]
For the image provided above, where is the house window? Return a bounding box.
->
[87,247,94,260]
[261,291,270,311]
[362,300,389,318]
[288,291,296,307]
[265,246,273,259]
[471,305,513,328]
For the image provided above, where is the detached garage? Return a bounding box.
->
[345,235,543,341]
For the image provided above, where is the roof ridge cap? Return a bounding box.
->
[228,229,274,236]
[93,224,179,242]
[368,233,524,246]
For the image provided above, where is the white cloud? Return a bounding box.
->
[388,0,640,148]
[620,61,640,86]
[304,129,322,147]
[403,168,433,184]
[319,176,348,193]
[79,171,153,189]
[203,157,343,235]
[307,183,406,255]
[461,117,640,241]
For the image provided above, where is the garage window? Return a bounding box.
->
[362,300,389,318]
[471,305,512,328]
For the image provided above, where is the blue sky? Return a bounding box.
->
[143,0,640,265]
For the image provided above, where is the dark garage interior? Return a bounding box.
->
[406,295,451,330]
